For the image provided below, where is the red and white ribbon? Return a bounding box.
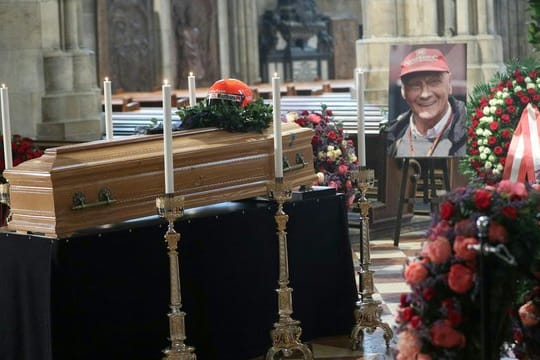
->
[502,103,540,183]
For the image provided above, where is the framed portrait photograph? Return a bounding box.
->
[385,43,467,158]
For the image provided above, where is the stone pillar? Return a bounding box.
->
[442,0,456,36]
[63,0,80,50]
[403,0,438,37]
[362,0,397,37]
[229,0,260,83]
[218,0,231,78]
[456,0,470,35]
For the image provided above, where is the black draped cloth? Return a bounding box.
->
[0,194,357,360]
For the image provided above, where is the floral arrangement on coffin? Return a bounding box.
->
[0,134,42,174]
[286,105,359,207]
[463,58,540,184]
[396,180,540,359]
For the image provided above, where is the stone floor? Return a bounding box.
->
[249,218,427,360]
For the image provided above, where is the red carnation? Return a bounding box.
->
[488,136,497,145]
[521,95,530,104]
[505,97,514,105]
[501,129,511,138]
[528,87,537,94]
[501,113,511,123]
[508,105,516,113]
[494,146,504,155]
[489,122,499,131]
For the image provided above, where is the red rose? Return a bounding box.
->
[505,97,514,105]
[501,129,511,138]
[474,189,492,209]
[430,320,466,348]
[488,136,497,145]
[494,146,504,155]
[521,95,530,104]
[308,113,322,124]
[448,263,474,294]
[439,201,455,220]
[529,87,537,94]
[501,205,518,219]
[488,221,508,243]
[411,315,422,329]
[501,113,511,123]
[508,105,516,113]
[422,287,435,301]
[327,130,337,140]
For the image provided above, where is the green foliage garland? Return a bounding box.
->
[177,98,273,133]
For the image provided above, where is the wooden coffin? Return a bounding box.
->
[3,122,315,238]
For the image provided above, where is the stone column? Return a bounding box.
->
[63,0,80,50]
[229,0,260,83]
[403,0,438,37]
[456,0,470,35]
[442,0,456,36]
[362,0,397,37]
[218,0,230,78]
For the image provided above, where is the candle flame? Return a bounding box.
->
[104,77,109,82]
[163,79,169,85]
[189,72,194,77]
[1,84,5,89]
[273,72,279,78]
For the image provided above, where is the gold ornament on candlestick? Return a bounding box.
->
[156,194,197,360]
[0,182,9,206]
[265,178,313,360]
[349,169,393,351]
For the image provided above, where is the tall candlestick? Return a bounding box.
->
[104,77,113,140]
[355,69,366,167]
[162,80,174,194]
[188,72,197,107]
[272,73,283,178]
[1,84,13,170]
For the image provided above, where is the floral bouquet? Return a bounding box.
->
[0,134,42,174]
[463,58,540,184]
[396,180,540,359]
[287,105,359,207]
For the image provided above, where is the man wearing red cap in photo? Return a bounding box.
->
[386,47,466,157]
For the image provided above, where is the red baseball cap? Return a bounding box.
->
[400,48,450,78]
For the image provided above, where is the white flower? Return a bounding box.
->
[334,149,342,157]
[485,161,493,169]
[497,163,504,171]
[327,145,334,152]
[492,168,500,176]
[483,106,491,115]
[476,128,484,136]
[479,145,485,153]
[480,153,487,160]
[525,76,532,83]
[286,112,299,122]
[515,85,523,92]
[497,99,504,106]
[490,106,497,114]
[483,147,492,154]
[502,91,510,99]
[483,129,493,137]
[489,98,497,106]
[488,154,497,162]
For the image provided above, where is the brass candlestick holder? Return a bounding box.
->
[349,169,393,351]
[156,194,197,360]
[265,178,313,360]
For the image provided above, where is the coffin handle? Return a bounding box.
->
[72,188,117,210]
[283,153,308,173]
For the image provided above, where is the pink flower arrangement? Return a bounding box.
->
[396,179,540,359]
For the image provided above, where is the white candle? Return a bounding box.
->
[162,80,174,194]
[272,73,283,178]
[0,84,13,170]
[103,77,113,140]
[188,72,197,107]
[355,69,366,167]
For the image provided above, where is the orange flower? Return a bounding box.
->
[488,221,508,243]
[422,236,452,264]
[519,301,540,327]
[448,264,474,294]
[453,236,478,261]
[404,261,428,285]
[430,320,466,348]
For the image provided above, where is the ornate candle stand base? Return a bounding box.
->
[349,169,393,351]
[156,194,197,360]
[265,178,313,360]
